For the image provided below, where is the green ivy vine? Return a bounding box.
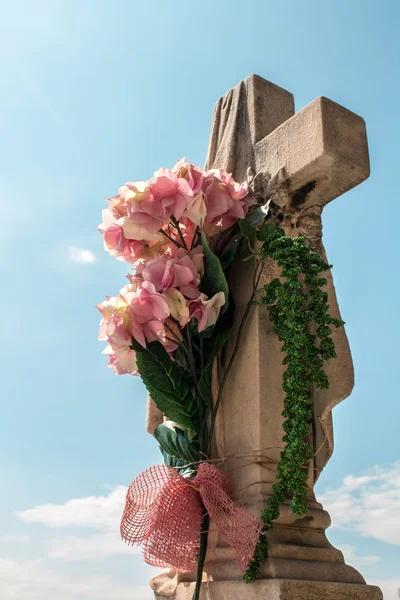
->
[244,227,344,583]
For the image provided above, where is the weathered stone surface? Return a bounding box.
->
[205,75,366,485]
[148,75,380,600]
[206,75,294,181]
[158,579,383,600]
[255,96,370,208]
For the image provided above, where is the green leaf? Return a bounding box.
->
[160,447,183,468]
[257,222,284,241]
[160,448,196,477]
[239,218,257,246]
[198,330,230,407]
[155,421,200,463]
[198,364,213,408]
[197,302,233,406]
[203,317,232,371]
[133,340,199,433]
[200,231,229,314]
[247,207,265,227]
[219,235,242,270]
[219,210,265,271]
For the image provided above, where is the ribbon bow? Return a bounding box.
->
[120,462,262,573]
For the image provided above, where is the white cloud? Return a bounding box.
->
[0,535,30,543]
[11,486,153,598]
[68,246,96,264]
[343,475,381,490]
[0,556,149,600]
[340,544,380,567]
[48,531,139,561]
[368,579,400,600]
[17,485,126,530]
[17,487,134,561]
[320,461,400,546]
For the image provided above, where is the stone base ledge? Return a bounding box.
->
[168,579,383,600]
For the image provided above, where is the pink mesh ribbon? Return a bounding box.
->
[120,462,262,573]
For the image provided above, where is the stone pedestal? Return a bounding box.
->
[155,498,382,599]
[169,580,383,600]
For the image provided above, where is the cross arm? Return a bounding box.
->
[255,96,370,209]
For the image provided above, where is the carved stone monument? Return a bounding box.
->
[148,75,383,600]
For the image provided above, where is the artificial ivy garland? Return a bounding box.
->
[243,228,343,583]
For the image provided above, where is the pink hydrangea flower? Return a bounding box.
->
[172,161,249,233]
[97,282,147,349]
[140,252,199,293]
[97,160,251,377]
[107,191,128,217]
[216,168,249,200]
[99,161,249,267]
[105,313,134,351]
[97,276,180,375]
[98,312,139,377]
[107,182,166,243]
[127,281,170,326]
[119,213,165,243]
[202,170,249,234]
[98,208,166,264]
[149,168,193,221]
[189,292,226,332]
[166,218,199,252]
[183,193,207,227]
[162,318,181,353]
[172,160,204,195]
[140,256,191,291]
[172,161,207,226]
[106,348,139,376]
[138,247,203,299]
[163,289,190,327]
[142,320,168,345]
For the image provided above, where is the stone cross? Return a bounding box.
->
[148,75,382,600]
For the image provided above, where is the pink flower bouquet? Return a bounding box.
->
[95,156,344,598]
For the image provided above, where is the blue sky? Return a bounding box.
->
[0,0,399,598]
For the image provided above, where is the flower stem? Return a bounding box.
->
[160,228,184,248]
[192,508,209,600]
[190,226,200,250]
[164,323,191,353]
[171,217,188,249]
[186,324,210,600]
